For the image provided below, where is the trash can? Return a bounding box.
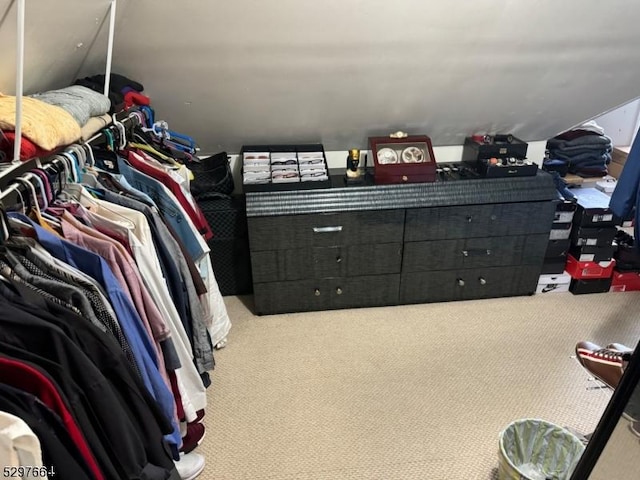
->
[498,419,585,480]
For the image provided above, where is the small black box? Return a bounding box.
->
[541,259,568,275]
[475,159,539,178]
[571,226,617,247]
[550,223,573,240]
[545,239,571,258]
[569,244,615,263]
[569,277,612,295]
[462,135,528,161]
[553,201,577,224]
[572,188,619,227]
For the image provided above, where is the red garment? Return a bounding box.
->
[124,91,151,108]
[0,356,104,480]
[126,150,213,240]
[168,371,186,422]
[0,132,52,161]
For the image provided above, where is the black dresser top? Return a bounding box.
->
[245,169,557,217]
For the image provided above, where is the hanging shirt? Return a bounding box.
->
[125,150,211,239]
[0,411,47,478]
[0,297,175,479]
[0,358,103,480]
[118,156,210,260]
[6,213,182,451]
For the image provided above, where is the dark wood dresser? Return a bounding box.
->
[245,170,557,315]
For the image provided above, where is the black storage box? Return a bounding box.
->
[241,143,331,192]
[199,194,253,296]
[572,188,619,227]
[541,259,568,275]
[571,226,617,247]
[554,201,577,224]
[475,159,539,178]
[569,277,612,295]
[461,135,528,161]
[550,222,573,240]
[569,244,615,263]
[545,239,571,258]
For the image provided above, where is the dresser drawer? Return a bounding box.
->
[251,243,403,282]
[248,209,404,251]
[400,265,540,304]
[253,274,400,314]
[403,234,549,272]
[405,201,555,241]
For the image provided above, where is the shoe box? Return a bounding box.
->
[571,226,617,247]
[536,271,571,294]
[610,270,640,292]
[570,277,613,295]
[571,188,619,228]
[566,255,615,279]
[541,201,577,274]
[569,244,615,262]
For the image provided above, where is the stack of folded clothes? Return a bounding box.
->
[75,73,150,112]
[0,84,112,161]
[545,121,613,177]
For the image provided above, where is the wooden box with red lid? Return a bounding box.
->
[369,133,437,185]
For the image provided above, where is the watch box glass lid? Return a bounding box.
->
[369,133,437,184]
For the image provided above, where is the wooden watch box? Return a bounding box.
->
[369,134,437,185]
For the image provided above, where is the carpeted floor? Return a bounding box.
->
[199,291,640,479]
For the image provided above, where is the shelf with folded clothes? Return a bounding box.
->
[0,73,153,163]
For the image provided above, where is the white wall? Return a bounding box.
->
[593,99,640,147]
[2,0,640,155]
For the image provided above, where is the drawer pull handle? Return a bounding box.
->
[456,278,465,287]
[336,256,342,263]
[313,226,343,233]
[314,288,321,296]
[479,277,487,285]
[486,249,491,256]
[462,250,469,257]
[336,287,343,295]
[467,215,473,223]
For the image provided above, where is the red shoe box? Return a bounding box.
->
[566,254,615,279]
[610,270,640,292]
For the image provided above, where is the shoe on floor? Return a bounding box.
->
[175,452,205,480]
[180,422,206,454]
[575,341,626,389]
[606,343,634,353]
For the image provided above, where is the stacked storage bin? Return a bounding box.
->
[566,188,618,294]
[610,230,640,292]
[537,201,575,293]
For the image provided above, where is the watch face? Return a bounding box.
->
[377,147,398,164]
[402,146,425,163]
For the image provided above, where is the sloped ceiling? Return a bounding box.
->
[1,0,640,154]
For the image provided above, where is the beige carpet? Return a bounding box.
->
[199,291,640,480]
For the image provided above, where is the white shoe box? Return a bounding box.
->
[536,271,571,294]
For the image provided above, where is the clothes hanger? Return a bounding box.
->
[59,151,82,182]
[112,118,128,150]
[21,172,47,210]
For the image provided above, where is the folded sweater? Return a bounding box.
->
[30,85,111,127]
[0,94,81,150]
